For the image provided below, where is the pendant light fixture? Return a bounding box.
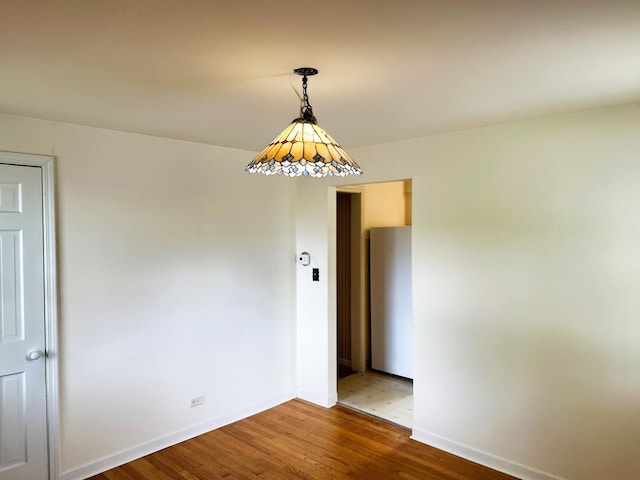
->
[246,67,362,177]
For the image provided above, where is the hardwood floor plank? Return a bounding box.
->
[87,399,518,480]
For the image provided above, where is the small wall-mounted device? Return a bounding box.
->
[298,251,311,266]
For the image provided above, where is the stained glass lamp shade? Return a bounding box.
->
[246,68,362,178]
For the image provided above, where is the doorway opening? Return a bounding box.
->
[336,180,413,428]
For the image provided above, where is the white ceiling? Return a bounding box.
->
[1,0,639,152]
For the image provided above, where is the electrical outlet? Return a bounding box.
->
[190,395,205,408]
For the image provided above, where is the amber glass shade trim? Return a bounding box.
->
[246,120,362,177]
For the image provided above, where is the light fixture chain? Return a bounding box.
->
[302,75,309,107]
[300,74,315,122]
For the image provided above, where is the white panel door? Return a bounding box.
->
[0,164,48,480]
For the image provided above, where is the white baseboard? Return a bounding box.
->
[60,390,296,480]
[411,428,567,480]
[296,388,337,408]
[62,393,564,480]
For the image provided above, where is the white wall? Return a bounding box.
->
[4,103,638,480]
[0,113,298,477]
[295,104,640,480]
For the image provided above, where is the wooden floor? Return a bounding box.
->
[88,399,518,480]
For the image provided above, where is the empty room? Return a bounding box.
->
[0,2,638,480]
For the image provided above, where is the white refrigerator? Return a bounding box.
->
[370,226,413,379]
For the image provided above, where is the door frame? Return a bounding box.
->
[336,186,366,372]
[0,151,59,480]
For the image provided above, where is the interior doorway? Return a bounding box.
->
[336,191,354,375]
[336,180,413,428]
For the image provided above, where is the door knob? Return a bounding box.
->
[26,348,44,361]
